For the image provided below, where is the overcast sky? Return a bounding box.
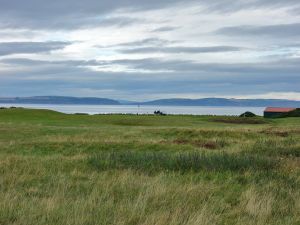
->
[0,0,300,100]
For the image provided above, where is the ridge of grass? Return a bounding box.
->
[88,151,277,174]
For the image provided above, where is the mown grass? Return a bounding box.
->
[0,108,300,225]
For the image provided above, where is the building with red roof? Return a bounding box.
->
[264,107,299,118]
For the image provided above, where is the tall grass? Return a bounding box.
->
[88,151,277,173]
[250,138,300,157]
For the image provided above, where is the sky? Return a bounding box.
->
[0,0,300,101]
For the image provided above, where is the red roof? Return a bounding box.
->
[264,107,296,113]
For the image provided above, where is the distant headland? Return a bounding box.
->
[0,96,300,107]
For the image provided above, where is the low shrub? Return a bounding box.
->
[240,111,257,117]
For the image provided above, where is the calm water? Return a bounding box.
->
[0,104,265,116]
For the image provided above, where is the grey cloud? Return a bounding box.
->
[0,0,194,30]
[1,0,300,30]
[2,57,300,78]
[130,58,300,76]
[120,46,244,54]
[151,26,179,32]
[0,41,71,56]
[2,57,106,65]
[97,38,176,48]
[216,23,300,38]
[202,0,300,13]
[0,30,38,39]
[289,6,300,14]
[124,38,170,47]
[1,68,299,99]
[0,58,108,68]
[108,58,300,77]
[0,15,143,30]
[0,58,58,66]
[1,56,300,99]
[91,17,144,28]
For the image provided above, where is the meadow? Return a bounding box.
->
[0,108,300,225]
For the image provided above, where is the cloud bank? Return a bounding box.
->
[0,0,299,100]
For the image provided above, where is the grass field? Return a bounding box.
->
[0,108,300,225]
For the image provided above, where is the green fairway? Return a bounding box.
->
[0,108,300,225]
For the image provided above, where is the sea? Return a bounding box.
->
[0,104,265,116]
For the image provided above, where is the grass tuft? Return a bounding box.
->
[88,151,277,173]
[250,138,300,157]
[210,117,268,124]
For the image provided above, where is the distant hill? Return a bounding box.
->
[0,96,300,107]
[0,96,121,105]
[139,98,300,107]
